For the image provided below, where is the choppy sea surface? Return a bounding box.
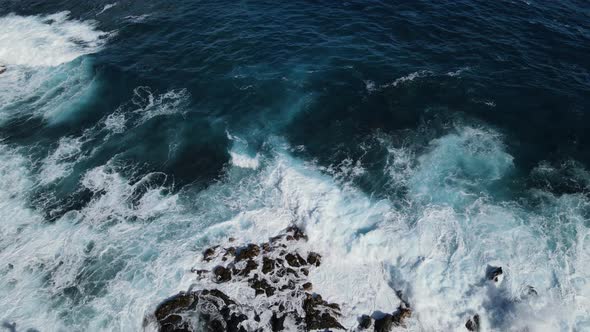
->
[1,0,589,331]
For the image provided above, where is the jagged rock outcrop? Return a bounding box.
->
[154,289,247,332]
[150,226,344,331]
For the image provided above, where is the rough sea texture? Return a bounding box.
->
[0,0,589,331]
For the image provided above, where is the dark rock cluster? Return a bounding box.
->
[355,305,412,332]
[149,226,346,331]
[151,227,533,332]
[465,314,480,332]
[154,289,247,332]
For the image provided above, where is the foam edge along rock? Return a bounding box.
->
[146,226,415,332]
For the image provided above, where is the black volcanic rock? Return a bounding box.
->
[154,289,246,332]
[262,257,275,274]
[359,315,372,329]
[306,252,321,267]
[465,314,480,331]
[235,244,260,261]
[249,274,275,296]
[302,293,344,330]
[363,303,412,331]
[285,253,306,267]
[202,246,218,262]
[212,265,231,283]
[486,266,503,282]
[374,313,394,332]
[152,226,346,331]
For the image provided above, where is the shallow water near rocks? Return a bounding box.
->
[0,1,589,331]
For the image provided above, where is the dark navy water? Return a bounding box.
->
[0,1,589,331]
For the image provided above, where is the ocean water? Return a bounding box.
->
[0,0,589,331]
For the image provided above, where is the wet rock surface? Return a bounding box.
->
[154,289,246,332]
[486,266,503,282]
[356,303,412,331]
[151,226,344,331]
[358,315,372,329]
[465,314,480,331]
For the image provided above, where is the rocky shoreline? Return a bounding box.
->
[145,226,413,331]
[146,226,534,331]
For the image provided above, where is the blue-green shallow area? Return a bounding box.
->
[0,0,589,331]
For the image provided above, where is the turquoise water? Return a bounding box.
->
[0,1,589,331]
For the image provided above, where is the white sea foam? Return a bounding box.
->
[1,126,589,331]
[97,3,118,16]
[0,150,186,331]
[39,136,87,185]
[80,164,180,224]
[124,15,151,23]
[0,12,108,123]
[409,126,514,206]
[382,70,431,88]
[227,132,261,169]
[0,12,108,67]
[447,66,471,77]
[0,57,102,123]
[191,129,589,331]
[230,151,261,169]
[363,70,431,94]
[103,111,127,135]
[364,79,377,93]
[0,144,65,330]
[130,86,190,123]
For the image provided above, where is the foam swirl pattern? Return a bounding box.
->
[0,1,589,331]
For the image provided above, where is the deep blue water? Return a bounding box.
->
[0,0,589,331]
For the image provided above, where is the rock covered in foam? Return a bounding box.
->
[358,315,372,329]
[0,65,6,74]
[465,314,480,331]
[486,265,503,283]
[359,306,412,332]
[151,226,344,331]
[153,289,247,332]
[355,292,412,331]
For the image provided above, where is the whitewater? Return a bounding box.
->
[1,4,589,332]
